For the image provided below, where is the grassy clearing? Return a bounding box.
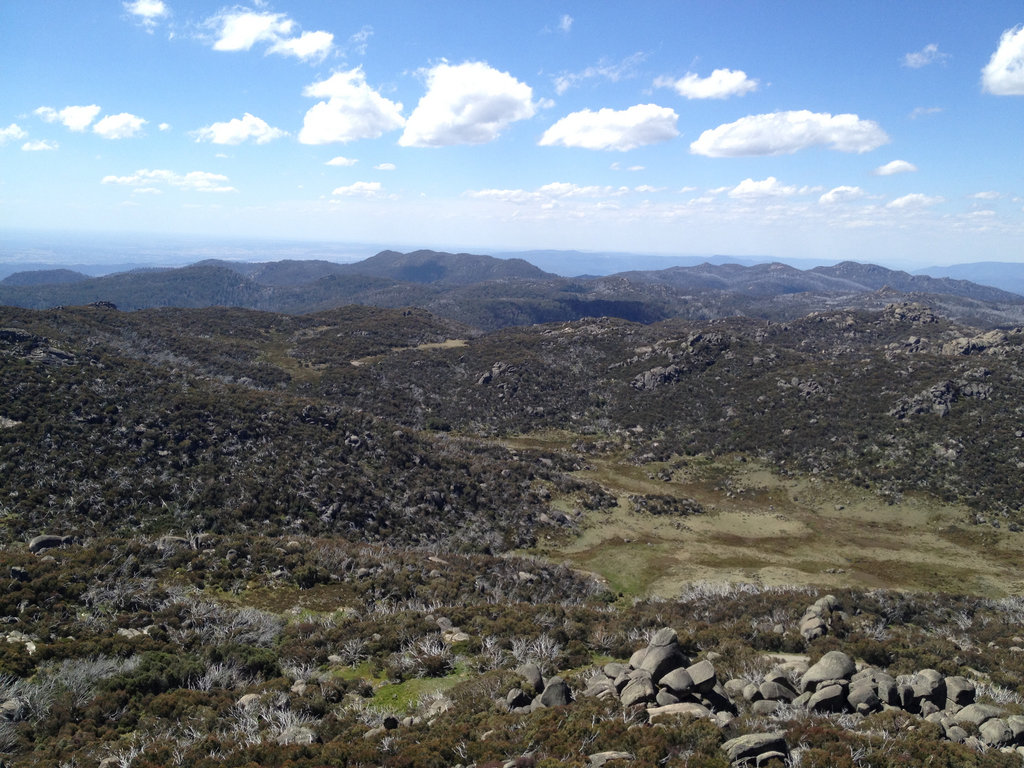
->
[351,338,467,366]
[520,441,1024,599]
[371,671,471,712]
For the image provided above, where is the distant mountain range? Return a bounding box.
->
[2,249,1023,329]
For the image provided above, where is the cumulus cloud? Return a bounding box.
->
[158,122,171,131]
[124,0,168,30]
[267,30,334,62]
[819,185,866,204]
[399,61,536,147]
[903,43,949,68]
[193,113,287,144]
[332,181,383,197]
[101,168,236,192]
[690,110,888,157]
[887,193,944,209]
[93,113,147,139]
[971,190,1001,200]
[326,156,358,166]
[206,8,333,61]
[210,10,293,51]
[539,104,679,151]
[873,159,917,175]
[0,123,28,144]
[559,14,573,33]
[654,69,758,99]
[554,52,646,95]
[35,104,102,131]
[374,162,396,170]
[300,68,405,145]
[982,25,1024,95]
[22,139,58,151]
[728,177,801,199]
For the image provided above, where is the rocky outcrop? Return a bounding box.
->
[507,626,1019,762]
[798,594,844,641]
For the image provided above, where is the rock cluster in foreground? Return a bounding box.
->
[500,627,1024,766]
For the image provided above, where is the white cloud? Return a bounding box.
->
[903,43,949,68]
[267,30,334,62]
[93,113,147,139]
[22,139,58,151]
[299,68,405,145]
[819,185,866,204]
[909,106,943,119]
[887,193,944,209]
[35,104,102,131]
[690,110,888,157]
[728,177,800,199]
[374,162,396,170]
[399,61,536,147]
[193,113,287,145]
[971,191,1001,200]
[0,123,27,144]
[326,156,358,166]
[158,122,171,131]
[124,0,168,29]
[332,181,383,197]
[210,10,293,51]
[559,14,573,33]
[873,159,917,175]
[655,69,758,99]
[982,25,1024,95]
[539,104,679,151]
[206,8,333,62]
[101,168,236,193]
[554,52,646,95]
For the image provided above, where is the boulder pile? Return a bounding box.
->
[502,627,1024,765]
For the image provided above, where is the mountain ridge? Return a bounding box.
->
[2,250,1023,330]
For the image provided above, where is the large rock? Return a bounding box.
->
[979,718,1013,748]
[846,681,881,714]
[721,732,788,764]
[28,534,72,554]
[807,683,848,714]
[659,667,694,696]
[686,659,717,694]
[640,643,686,683]
[800,651,855,692]
[955,703,1005,726]
[944,676,975,707]
[539,676,572,708]
[759,681,796,702]
[588,751,634,768]
[620,675,656,708]
[910,669,945,706]
[518,662,544,695]
[648,627,679,647]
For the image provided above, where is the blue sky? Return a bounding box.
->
[1,1,1023,266]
